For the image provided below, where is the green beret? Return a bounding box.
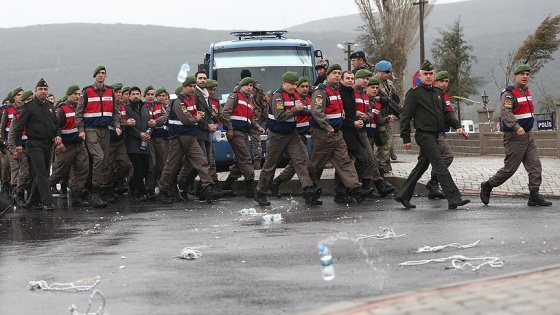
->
[513,64,531,75]
[205,80,218,89]
[144,85,155,96]
[281,71,299,83]
[11,87,23,97]
[297,76,309,86]
[93,66,106,77]
[368,77,380,86]
[182,76,196,87]
[3,92,13,104]
[65,84,80,96]
[122,86,131,93]
[175,86,183,95]
[239,77,255,86]
[420,59,434,71]
[326,64,342,75]
[111,83,123,91]
[435,71,449,81]
[20,90,33,101]
[355,69,373,78]
[155,87,167,96]
[350,51,366,59]
[47,93,54,97]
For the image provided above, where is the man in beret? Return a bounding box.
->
[221,76,265,198]
[313,64,327,86]
[49,85,92,207]
[155,87,169,105]
[395,60,469,210]
[374,59,401,177]
[12,78,61,211]
[254,71,322,206]
[480,65,551,207]
[424,70,457,200]
[270,76,315,198]
[142,85,168,200]
[350,51,374,74]
[205,80,221,186]
[1,89,23,199]
[121,86,131,104]
[309,64,375,202]
[75,66,122,206]
[156,76,227,204]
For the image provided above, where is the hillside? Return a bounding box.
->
[0,0,558,122]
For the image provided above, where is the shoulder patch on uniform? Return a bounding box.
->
[181,105,189,114]
[276,101,284,110]
[315,96,323,107]
[504,100,513,108]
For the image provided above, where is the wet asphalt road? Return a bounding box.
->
[1,195,559,314]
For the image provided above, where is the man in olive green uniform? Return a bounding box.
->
[49,85,91,207]
[395,61,469,210]
[374,60,401,176]
[12,79,61,211]
[254,72,321,206]
[480,65,551,207]
[221,77,265,198]
[350,51,375,74]
[309,64,374,202]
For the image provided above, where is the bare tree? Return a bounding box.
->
[490,14,560,90]
[534,79,560,113]
[354,0,435,98]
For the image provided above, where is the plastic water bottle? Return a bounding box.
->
[139,127,153,151]
[318,244,335,281]
[177,61,190,83]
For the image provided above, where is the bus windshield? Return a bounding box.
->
[212,46,314,101]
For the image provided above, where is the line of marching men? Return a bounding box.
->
[0,63,400,210]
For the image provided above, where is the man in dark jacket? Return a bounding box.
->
[12,78,61,211]
[124,87,150,202]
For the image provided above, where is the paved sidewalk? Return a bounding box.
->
[301,264,560,315]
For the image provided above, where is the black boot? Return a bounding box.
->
[16,190,27,208]
[245,180,255,198]
[254,191,271,206]
[204,184,228,203]
[348,186,375,203]
[480,181,493,205]
[269,177,283,198]
[89,189,107,208]
[220,176,238,197]
[157,190,173,204]
[71,192,90,207]
[426,181,445,199]
[528,190,552,207]
[334,194,355,204]
[101,187,116,203]
[303,186,322,205]
[60,183,68,199]
[375,179,394,198]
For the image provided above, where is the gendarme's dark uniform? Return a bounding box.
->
[396,78,464,208]
[13,94,60,207]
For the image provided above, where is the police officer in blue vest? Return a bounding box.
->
[480,64,551,207]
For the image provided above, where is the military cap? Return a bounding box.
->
[315,64,326,71]
[375,60,392,72]
[350,51,366,59]
[297,76,309,87]
[175,86,183,95]
[65,84,80,96]
[326,64,342,75]
[122,86,131,93]
[11,87,23,97]
[368,77,380,86]
[513,64,531,75]
[205,80,218,89]
[3,92,13,104]
[435,71,449,81]
[112,83,123,91]
[20,90,33,101]
[281,71,299,83]
[355,69,373,78]
[239,77,255,86]
[47,93,54,97]
[144,85,155,96]
[420,60,434,71]
[182,76,196,87]
[155,87,168,96]
[36,78,48,87]
[93,66,106,77]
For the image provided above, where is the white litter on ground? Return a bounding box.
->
[28,277,101,292]
[175,247,203,260]
[69,289,108,315]
[417,240,481,253]
[355,228,406,240]
[399,254,504,271]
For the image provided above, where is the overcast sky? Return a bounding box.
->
[2,0,466,30]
